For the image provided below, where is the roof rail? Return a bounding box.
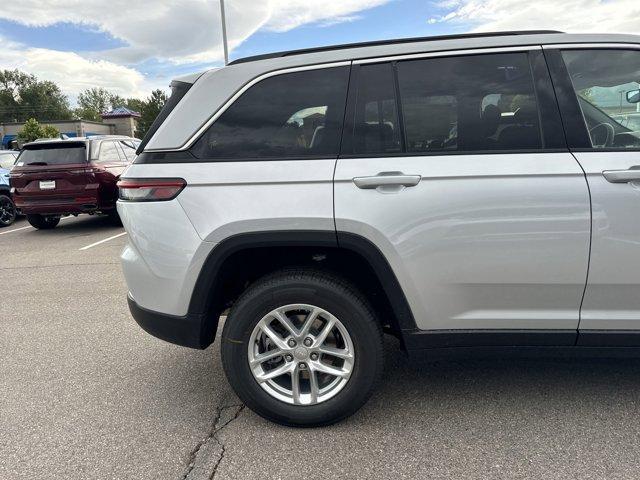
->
[228,30,564,65]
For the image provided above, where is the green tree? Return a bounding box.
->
[17,118,60,143]
[75,87,125,121]
[0,69,72,122]
[135,89,168,138]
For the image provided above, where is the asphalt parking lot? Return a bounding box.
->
[3,215,640,479]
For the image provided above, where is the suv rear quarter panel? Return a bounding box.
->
[124,161,336,243]
[119,160,336,316]
[118,194,211,316]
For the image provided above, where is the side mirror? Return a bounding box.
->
[627,89,640,104]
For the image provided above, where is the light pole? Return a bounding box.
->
[220,0,229,65]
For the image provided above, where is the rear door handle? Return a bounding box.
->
[353,172,421,189]
[603,168,640,183]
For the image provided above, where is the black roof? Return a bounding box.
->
[229,30,563,65]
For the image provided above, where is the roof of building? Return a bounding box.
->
[101,107,141,119]
[1,119,112,126]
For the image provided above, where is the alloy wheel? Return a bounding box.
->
[248,304,355,406]
[0,196,16,226]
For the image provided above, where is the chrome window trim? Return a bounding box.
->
[543,43,640,50]
[352,45,542,64]
[145,61,351,153]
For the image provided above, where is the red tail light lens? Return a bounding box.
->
[117,178,186,202]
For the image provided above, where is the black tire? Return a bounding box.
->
[106,209,122,226]
[26,214,60,230]
[221,269,384,427]
[0,194,16,227]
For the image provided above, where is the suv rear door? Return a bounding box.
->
[334,48,591,343]
[545,46,640,343]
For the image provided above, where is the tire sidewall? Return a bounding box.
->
[27,214,60,229]
[0,194,16,227]
[222,277,382,426]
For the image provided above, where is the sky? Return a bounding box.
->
[0,0,638,105]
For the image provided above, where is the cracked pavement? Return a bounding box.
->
[4,215,640,479]
[183,404,244,480]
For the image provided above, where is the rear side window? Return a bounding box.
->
[191,66,350,160]
[18,143,87,165]
[97,141,122,163]
[396,52,542,153]
[561,49,640,150]
[136,80,191,154]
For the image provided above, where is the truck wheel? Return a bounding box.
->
[27,214,60,230]
[0,194,16,227]
[221,269,384,427]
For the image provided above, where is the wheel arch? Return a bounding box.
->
[190,230,417,348]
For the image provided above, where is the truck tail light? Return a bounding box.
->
[117,178,186,202]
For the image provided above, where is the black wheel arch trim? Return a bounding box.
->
[187,229,418,338]
[336,231,416,331]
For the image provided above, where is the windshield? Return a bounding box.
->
[0,152,16,169]
[18,143,87,165]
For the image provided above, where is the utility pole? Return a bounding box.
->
[220,0,229,65]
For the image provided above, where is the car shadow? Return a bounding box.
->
[142,332,640,429]
[29,214,121,235]
[364,335,640,424]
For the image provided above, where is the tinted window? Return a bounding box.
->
[351,63,402,155]
[191,66,350,159]
[397,53,542,152]
[98,141,122,163]
[18,143,87,165]
[561,49,640,149]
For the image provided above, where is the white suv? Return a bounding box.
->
[118,31,640,426]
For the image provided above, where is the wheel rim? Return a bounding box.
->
[0,196,15,225]
[248,304,355,406]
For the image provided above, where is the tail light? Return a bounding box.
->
[117,178,186,202]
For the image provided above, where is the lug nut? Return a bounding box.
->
[285,354,293,362]
[310,352,319,360]
[287,339,297,348]
[303,337,313,347]
[299,362,307,370]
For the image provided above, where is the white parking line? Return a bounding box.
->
[0,216,73,236]
[79,231,127,251]
[0,225,32,235]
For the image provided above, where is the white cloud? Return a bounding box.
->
[0,0,392,65]
[0,1,392,100]
[0,36,165,103]
[263,0,390,32]
[427,0,640,34]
